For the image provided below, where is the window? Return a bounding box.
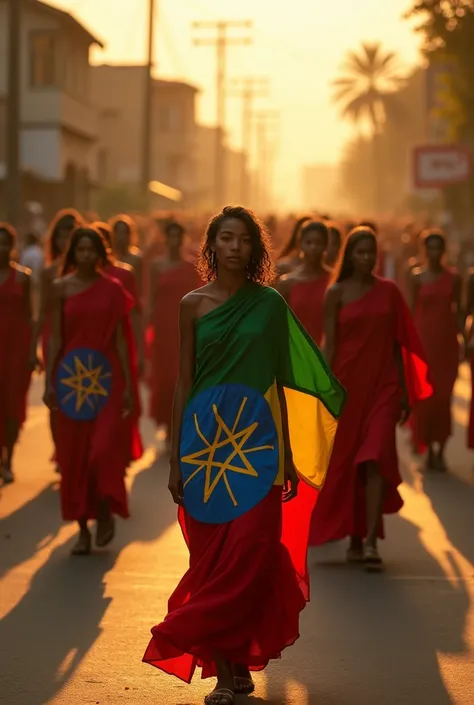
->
[30,32,58,87]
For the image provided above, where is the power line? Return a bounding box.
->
[192,20,252,208]
[228,76,269,205]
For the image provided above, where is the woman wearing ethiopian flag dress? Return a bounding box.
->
[143,206,345,705]
[44,227,138,555]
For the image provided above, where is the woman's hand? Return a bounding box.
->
[122,387,134,418]
[399,393,411,426]
[168,458,184,506]
[29,351,42,372]
[283,454,299,503]
[43,384,57,411]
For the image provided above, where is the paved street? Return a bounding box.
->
[1,372,474,705]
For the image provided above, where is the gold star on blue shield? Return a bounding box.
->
[57,348,112,421]
[180,384,279,524]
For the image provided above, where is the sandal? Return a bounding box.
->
[204,688,234,705]
[95,516,115,548]
[234,676,255,694]
[71,531,92,556]
[2,467,14,484]
[346,547,364,563]
[364,545,383,571]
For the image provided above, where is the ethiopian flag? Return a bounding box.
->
[180,282,345,525]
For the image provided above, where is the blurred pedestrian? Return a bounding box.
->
[409,230,462,471]
[0,223,34,484]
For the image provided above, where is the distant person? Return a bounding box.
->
[92,221,144,376]
[276,214,312,277]
[147,220,202,443]
[20,232,44,317]
[44,227,137,555]
[325,221,343,268]
[0,223,34,484]
[109,214,143,300]
[279,220,331,346]
[310,227,431,568]
[409,230,462,471]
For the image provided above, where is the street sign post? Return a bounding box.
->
[413,145,470,189]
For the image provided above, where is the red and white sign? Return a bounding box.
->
[413,145,470,189]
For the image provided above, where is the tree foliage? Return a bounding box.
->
[407,1,474,137]
[332,42,407,134]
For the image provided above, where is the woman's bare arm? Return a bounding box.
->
[44,280,63,401]
[322,285,340,368]
[170,294,197,462]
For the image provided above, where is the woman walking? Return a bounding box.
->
[279,219,331,346]
[309,226,431,568]
[148,220,201,439]
[143,206,345,704]
[0,224,34,483]
[44,227,137,554]
[409,230,462,470]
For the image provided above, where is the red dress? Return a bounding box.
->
[288,274,330,346]
[104,263,143,462]
[56,275,139,521]
[309,278,431,545]
[412,271,459,449]
[149,262,201,427]
[0,268,31,445]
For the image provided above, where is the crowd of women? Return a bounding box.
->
[0,205,471,704]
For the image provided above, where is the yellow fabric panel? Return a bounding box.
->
[284,387,338,490]
[264,381,285,486]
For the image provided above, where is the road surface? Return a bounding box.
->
[1,371,473,704]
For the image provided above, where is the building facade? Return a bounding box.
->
[0,0,102,219]
[91,65,199,209]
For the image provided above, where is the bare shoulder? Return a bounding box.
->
[129,247,143,261]
[181,287,206,310]
[12,262,31,281]
[326,282,343,301]
[114,260,134,273]
[42,262,58,281]
[277,273,295,296]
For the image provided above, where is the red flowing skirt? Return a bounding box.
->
[143,487,309,682]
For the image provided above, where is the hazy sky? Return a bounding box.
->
[50,0,422,207]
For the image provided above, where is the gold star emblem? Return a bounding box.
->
[60,354,111,413]
[181,396,274,507]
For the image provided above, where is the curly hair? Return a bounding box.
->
[61,227,112,275]
[46,208,83,263]
[0,221,17,249]
[334,226,377,283]
[196,205,275,284]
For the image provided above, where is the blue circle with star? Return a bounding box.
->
[56,347,112,421]
[180,383,279,524]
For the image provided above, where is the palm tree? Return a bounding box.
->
[332,43,407,212]
[332,42,406,134]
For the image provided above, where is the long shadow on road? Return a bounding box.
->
[0,453,177,705]
[422,470,474,567]
[260,493,469,704]
[0,483,62,580]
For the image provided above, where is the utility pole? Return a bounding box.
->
[141,0,156,202]
[229,76,269,205]
[6,0,21,226]
[192,20,252,209]
[254,110,280,212]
